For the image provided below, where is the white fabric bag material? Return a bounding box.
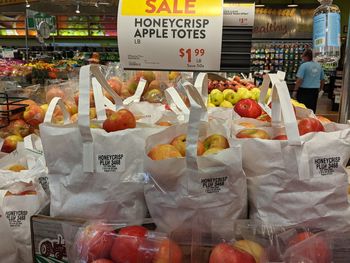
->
[144,82,247,233]
[40,65,158,221]
[0,206,17,263]
[241,80,350,226]
[0,160,48,263]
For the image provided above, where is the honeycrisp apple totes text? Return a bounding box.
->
[117,0,224,71]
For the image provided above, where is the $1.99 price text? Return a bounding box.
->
[179,48,205,63]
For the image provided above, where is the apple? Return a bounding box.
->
[153,239,182,263]
[234,239,265,263]
[1,135,23,153]
[210,91,224,106]
[238,122,256,129]
[110,225,151,263]
[102,109,136,133]
[273,134,288,140]
[148,80,161,91]
[74,90,95,107]
[91,259,114,263]
[204,134,229,150]
[23,104,45,126]
[203,147,224,156]
[107,77,122,95]
[236,129,270,140]
[220,100,233,108]
[7,164,27,172]
[224,90,240,105]
[76,222,115,263]
[40,104,49,114]
[156,121,172,127]
[207,102,216,108]
[7,119,30,137]
[256,114,271,122]
[286,231,331,263]
[210,89,221,95]
[169,71,181,81]
[250,88,261,101]
[64,101,78,116]
[316,115,332,124]
[298,117,325,135]
[141,71,156,84]
[209,243,256,263]
[170,134,205,157]
[234,99,262,119]
[46,86,65,103]
[148,144,182,161]
[143,89,163,103]
[236,87,251,100]
[126,80,138,95]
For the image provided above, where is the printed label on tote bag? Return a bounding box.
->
[96,154,126,173]
[312,156,341,177]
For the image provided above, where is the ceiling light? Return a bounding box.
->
[287,0,298,7]
[25,0,30,8]
[76,3,80,14]
[255,0,265,8]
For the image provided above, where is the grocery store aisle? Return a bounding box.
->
[316,93,339,122]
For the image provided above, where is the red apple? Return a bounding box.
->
[153,239,182,263]
[209,243,256,263]
[273,134,288,140]
[7,119,30,137]
[316,115,332,124]
[236,129,270,140]
[110,225,151,263]
[234,99,262,119]
[287,231,331,263]
[1,135,23,153]
[76,222,115,263]
[102,109,136,133]
[23,104,45,126]
[256,114,271,122]
[298,117,325,136]
[91,259,114,263]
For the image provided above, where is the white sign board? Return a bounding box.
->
[223,3,255,27]
[117,0,224,71]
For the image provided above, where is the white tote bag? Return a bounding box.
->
[0,206,17,263]
[144,83,247,233]
[40,65,158,221]
[240,80,350,226]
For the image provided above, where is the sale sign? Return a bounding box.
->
[117,0,223,71]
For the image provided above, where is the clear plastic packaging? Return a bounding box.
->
[313,0,341,67]
[71,221,183,263]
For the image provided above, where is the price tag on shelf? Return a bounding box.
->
[223,3,255,27]
[2,50,14,59]
[117,0,223,71]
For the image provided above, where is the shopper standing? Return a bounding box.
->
[292,49,325,113]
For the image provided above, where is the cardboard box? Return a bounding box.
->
[31,211,85,263]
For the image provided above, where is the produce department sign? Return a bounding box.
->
[253,8,314,39]
[117,0,223,71]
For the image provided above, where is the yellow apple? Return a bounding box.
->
[170,134,205,156]
[220,100,233,108]
[210,89,221,95]
[203,147,224,156]
[234,240,265,263]
[207,102,216,108]
[210,91,224,106]
[225,91,240,105]
[251,88,261,101]
[237,87,251,100]
[204,134,229,150]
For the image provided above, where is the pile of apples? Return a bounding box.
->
[209,229,330,263]
[76,223,182,263]
[148,134,229,160]
[207,76,260,109]
[105,70,181,104]
[236,117,326,140]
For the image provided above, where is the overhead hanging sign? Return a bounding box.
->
[27,10,56,32]
[117,0,224,71]
[223,3,255,27]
